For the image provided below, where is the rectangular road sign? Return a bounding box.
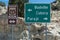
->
[8,19,16,24]
[8,5,18,18]
[24,3,51,22]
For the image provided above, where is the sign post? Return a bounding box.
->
[24,3,51,40]
[8,5,18,40]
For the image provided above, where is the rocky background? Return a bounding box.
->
[0,0,60,40]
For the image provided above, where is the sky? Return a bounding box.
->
[29,0,56,3]
[0,0,9,6]
[0,0,56,6]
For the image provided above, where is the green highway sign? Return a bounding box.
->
[24,3,51,22]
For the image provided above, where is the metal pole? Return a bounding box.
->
[45,23,47,40]
[9,25,13,40]
[12,25,14,40]
[11,25,13,40]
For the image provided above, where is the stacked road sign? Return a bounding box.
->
[8,5,18,24]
